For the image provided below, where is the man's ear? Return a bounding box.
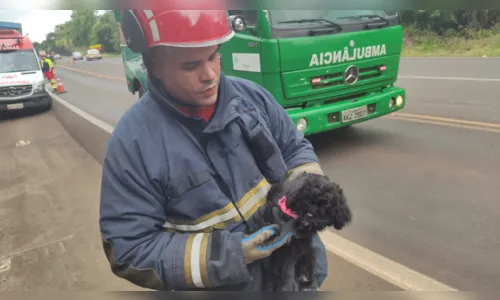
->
[147,56,160,78]
[143,50,161,78]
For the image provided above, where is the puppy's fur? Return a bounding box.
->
[247,172,352,291]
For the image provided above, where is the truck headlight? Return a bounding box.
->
[297,118,308,131]
[396,95,404,107]
[33,81,46,94]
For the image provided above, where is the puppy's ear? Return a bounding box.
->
[331,194,353,230]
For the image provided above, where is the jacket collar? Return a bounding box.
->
[148,73,242,134]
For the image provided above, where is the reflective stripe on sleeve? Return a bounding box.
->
[184,233,211,288]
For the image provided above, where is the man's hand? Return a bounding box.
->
[241,224,292,264]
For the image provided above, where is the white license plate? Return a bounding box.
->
[341,106,368,123]
[7,103,24,110]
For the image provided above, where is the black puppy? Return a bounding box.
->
[247,172,353,291]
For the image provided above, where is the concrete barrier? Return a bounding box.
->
[48,89,113,164]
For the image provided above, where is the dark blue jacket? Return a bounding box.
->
[99,73,328,291]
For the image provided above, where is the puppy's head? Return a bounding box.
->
[272,173,352,237]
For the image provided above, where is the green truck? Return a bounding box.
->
[113,10,406,136]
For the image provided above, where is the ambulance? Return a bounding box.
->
[114,10,406,135]
[0,29,52,114]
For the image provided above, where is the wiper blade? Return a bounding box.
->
[278,18,342,31]
[339,14,389,25]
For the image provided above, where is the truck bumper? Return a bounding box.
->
[0,93,52,115]
[286,86,406,136]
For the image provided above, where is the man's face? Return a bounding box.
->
[151,45,221,107]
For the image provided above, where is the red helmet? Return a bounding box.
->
[121,10,234,53]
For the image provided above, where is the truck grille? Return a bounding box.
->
[280,55,399,100]
[311,66,382,89]
[0,85,32,98]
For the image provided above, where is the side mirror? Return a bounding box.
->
[229,15,247,32]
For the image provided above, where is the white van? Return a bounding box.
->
[0,29,52,114]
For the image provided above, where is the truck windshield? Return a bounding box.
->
[268,10,399,37]
[270,10,398,26]
[0,49,40,73]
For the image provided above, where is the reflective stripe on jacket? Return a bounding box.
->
[99,73,328,291]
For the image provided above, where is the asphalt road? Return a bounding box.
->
[8,56,500,291]
[50,67,136,126]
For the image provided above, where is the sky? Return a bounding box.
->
[0,10,105,43]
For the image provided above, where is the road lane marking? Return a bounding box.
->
[388,116,500,134]
[390,113,500,129]
[319,231,458,291]
[402,56,500,59]
[399,75,500,82]
[48,87,114,135]
[58,59,500,84]
[56,64,126,82]
[55,63,500,134]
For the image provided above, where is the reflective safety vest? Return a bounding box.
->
[40,57,53,72]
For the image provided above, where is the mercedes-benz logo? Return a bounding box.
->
[344,65,359,85]
[8,87,17,96]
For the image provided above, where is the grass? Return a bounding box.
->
[402,25,500,57]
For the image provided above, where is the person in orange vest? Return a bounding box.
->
[39,50,57,91]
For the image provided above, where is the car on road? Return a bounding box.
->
[72,51,83,60]
[0,29,52,114]
[86,49,102,61]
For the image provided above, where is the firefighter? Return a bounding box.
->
[99,8,328,291]
[39,51,57,91]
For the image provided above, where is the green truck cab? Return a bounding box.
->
[114,10,406,136]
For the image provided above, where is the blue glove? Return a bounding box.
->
[241,224,292,264]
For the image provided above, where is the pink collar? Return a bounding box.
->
[278,196,297,219]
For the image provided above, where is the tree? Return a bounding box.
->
[69,10,97,47]
[90,11,120,52]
